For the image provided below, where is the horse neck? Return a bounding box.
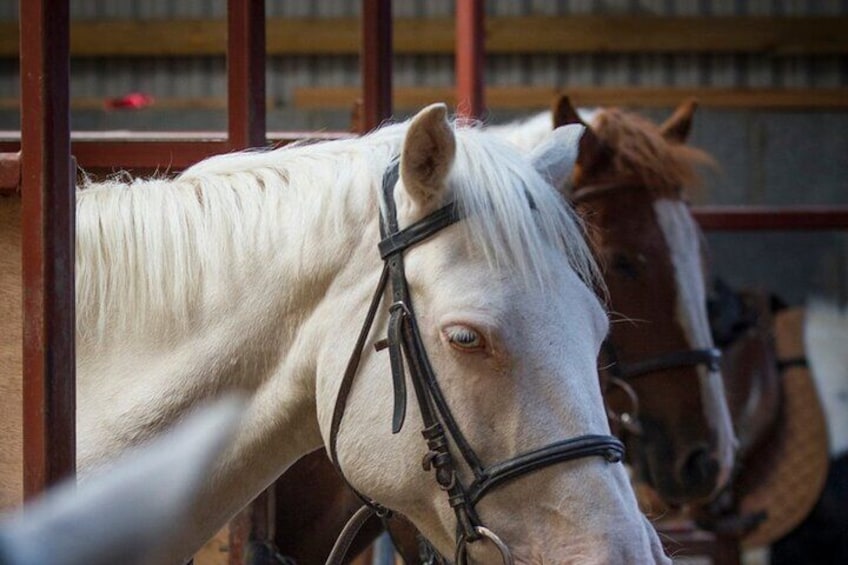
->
[75,153,385,471]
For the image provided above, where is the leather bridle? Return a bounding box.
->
[571,181,721,437]
[325,162,625,565]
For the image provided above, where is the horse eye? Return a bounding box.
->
[445,326,485,351]
[611,253,640,279]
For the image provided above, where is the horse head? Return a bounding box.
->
[320,104,667,562]
[553,95,736,506]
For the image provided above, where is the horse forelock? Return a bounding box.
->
[446,126,602,295]
[589,108,714,199]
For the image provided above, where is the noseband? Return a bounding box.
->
[326,162,624,564]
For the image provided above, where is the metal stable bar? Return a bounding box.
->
[0,132,352,172]
[694,206,848,231]
[19,0,76,498]
[226,1,273,562]
[360,0,392,132]
[227,0,266,149]
[455,0,486,120]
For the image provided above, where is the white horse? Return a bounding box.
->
[74,103,668,563]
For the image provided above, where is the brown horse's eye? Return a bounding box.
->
[612,253,640,279]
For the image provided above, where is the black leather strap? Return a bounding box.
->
[388,304,408,433]
[467,435,625,504]
[324,505,377,565]
[605,344,722,380]
[379,202,462,259]
[328,263,390,468]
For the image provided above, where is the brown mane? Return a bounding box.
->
[589,107,715,198]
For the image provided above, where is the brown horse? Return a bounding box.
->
[552,96,735,506]
[250,100,736,563]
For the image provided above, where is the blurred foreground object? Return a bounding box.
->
[0,397,244,565]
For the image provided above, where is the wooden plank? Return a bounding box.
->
[1,17,847,58]
[292,86,848,110]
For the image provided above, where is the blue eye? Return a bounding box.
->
[446,326,484,350]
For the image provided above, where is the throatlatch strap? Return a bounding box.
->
[328,263,389,467]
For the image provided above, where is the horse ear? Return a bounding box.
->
[552,95,586,128]
[660,98,698,143]
[529,124,585,194]
[401,103,456,207]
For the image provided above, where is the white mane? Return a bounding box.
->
[76,120,599,345]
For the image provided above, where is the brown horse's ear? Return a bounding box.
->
[552,95,586,128]
[576,125,605,176]
[660,98,698,143]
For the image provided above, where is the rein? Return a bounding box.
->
[326,162,625,565]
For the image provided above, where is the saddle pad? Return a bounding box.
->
[739,308,829,548]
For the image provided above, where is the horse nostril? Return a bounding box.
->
[678,446,719,490]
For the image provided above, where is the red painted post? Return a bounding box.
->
[456,0,486,120]
[227,0,266,149]
[19,0,76,498]
[226,1,272,562]
[360,0,392,132]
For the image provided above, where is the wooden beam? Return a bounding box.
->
[1,16,847,58]
[292,86,848,110]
